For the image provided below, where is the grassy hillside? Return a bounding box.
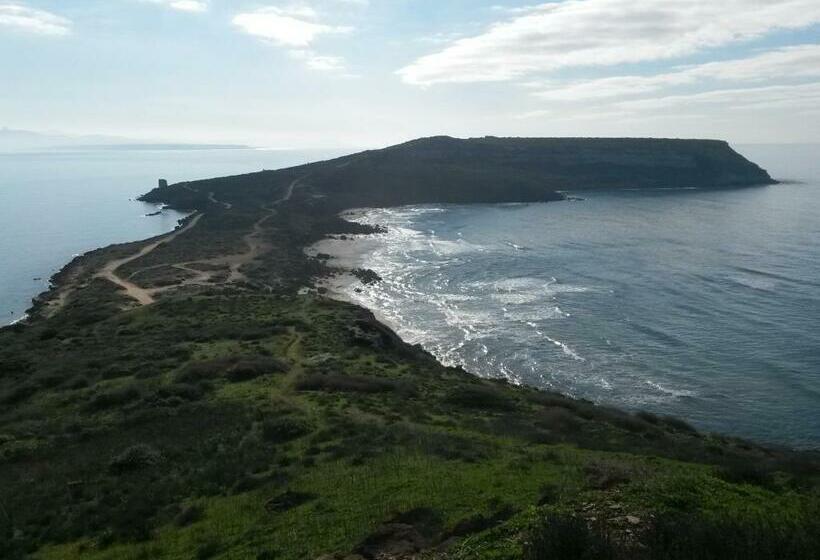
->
[2,137,812,560]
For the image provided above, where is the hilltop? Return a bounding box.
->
[1,137,815,560]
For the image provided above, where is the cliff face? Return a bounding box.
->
[141,136,774,212]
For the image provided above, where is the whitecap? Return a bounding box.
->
[543,335,585,361]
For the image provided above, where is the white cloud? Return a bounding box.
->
[529,44,820,101]
[398,0,820,86]
[168,1,207,12]
[232,6,351,48]
[143,0,208,12]
[233,5,354,73]
[0,3,71,36]
[140,0,208,13]
[289,49,346,71]
[615,82,820,113]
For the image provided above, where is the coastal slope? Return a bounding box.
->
[141,136,774,211]
[2,137,815,560]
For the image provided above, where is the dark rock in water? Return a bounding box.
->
[353,268,382,285]
[144,210,162,217]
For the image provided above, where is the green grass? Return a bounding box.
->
[3,288,818,560]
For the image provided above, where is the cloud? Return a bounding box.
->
[528,44,820,101]
[615,82,820,113]
[233,5,354,73]
[289,49,347,71]
[232,6,351,48]
[143,0,208,12]
[398,0,820,86]
[0,3,71,36]
[168,1,207,12]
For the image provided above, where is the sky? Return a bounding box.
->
[0,0,818,148]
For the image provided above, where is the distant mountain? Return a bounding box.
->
[0,128,250,152]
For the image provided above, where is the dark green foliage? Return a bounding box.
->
[176,356,287,384]
[524,510,820,560]
[584,460,640,490]
[636,410,660,425]
[715,460,775,488]
[661,415,698,434]
[86,384,141,411]
[108,444,162,474]
[444,384,515,411]
[264,490,317,513]
[296,373,416,396]
[645,512,820,560]
[0,382,38,405]
[174,504,204,527]
[195,538,222,560]
[525,513,614,560]
[261,417,312,443]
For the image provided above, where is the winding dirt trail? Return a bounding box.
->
[225,177,301,282]
[95,214,202,305]
[99,177,303,305]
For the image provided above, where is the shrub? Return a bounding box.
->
[0,383,38,405]
[296,373,415,396]
[176,356,287,384]
[716,460,775,488]
[645,512,820,560]
[584,460,638,490]
[636,410,660,424]
[85,385,141,411]
[535,406,582,433]
[264,490,317,513]
[108,444,162,474]
[661,415,697,434]
[195,538,222,560]
[157,383,204,402]
[524,513,614,560]
[444,385,515,411]
[174,504,204,527]
[261,417,312,443]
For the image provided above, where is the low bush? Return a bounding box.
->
[0,383,38,405]
[176,356,287,384]
[716,460,775,488]
[108,444,162,474]
[296,373,416,396]
[86,385,141,411]
[524,513,614,560]
[444,385,515,411]
[636,410,660,424]
[661,415,698,434]
[174,504,204,527]
[584,460,639,490]
[261,417,312,443]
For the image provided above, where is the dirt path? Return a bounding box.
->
[208,191,232,210]
[95,214,202,305]
[94,176,302,306]
[223,177,301,283]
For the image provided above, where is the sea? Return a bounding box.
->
[312,144,820,449]
[0,147,345,325]
[2,144,818,448]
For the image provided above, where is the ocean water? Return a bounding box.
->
[314,145,820,448]
[0,147,345,324]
